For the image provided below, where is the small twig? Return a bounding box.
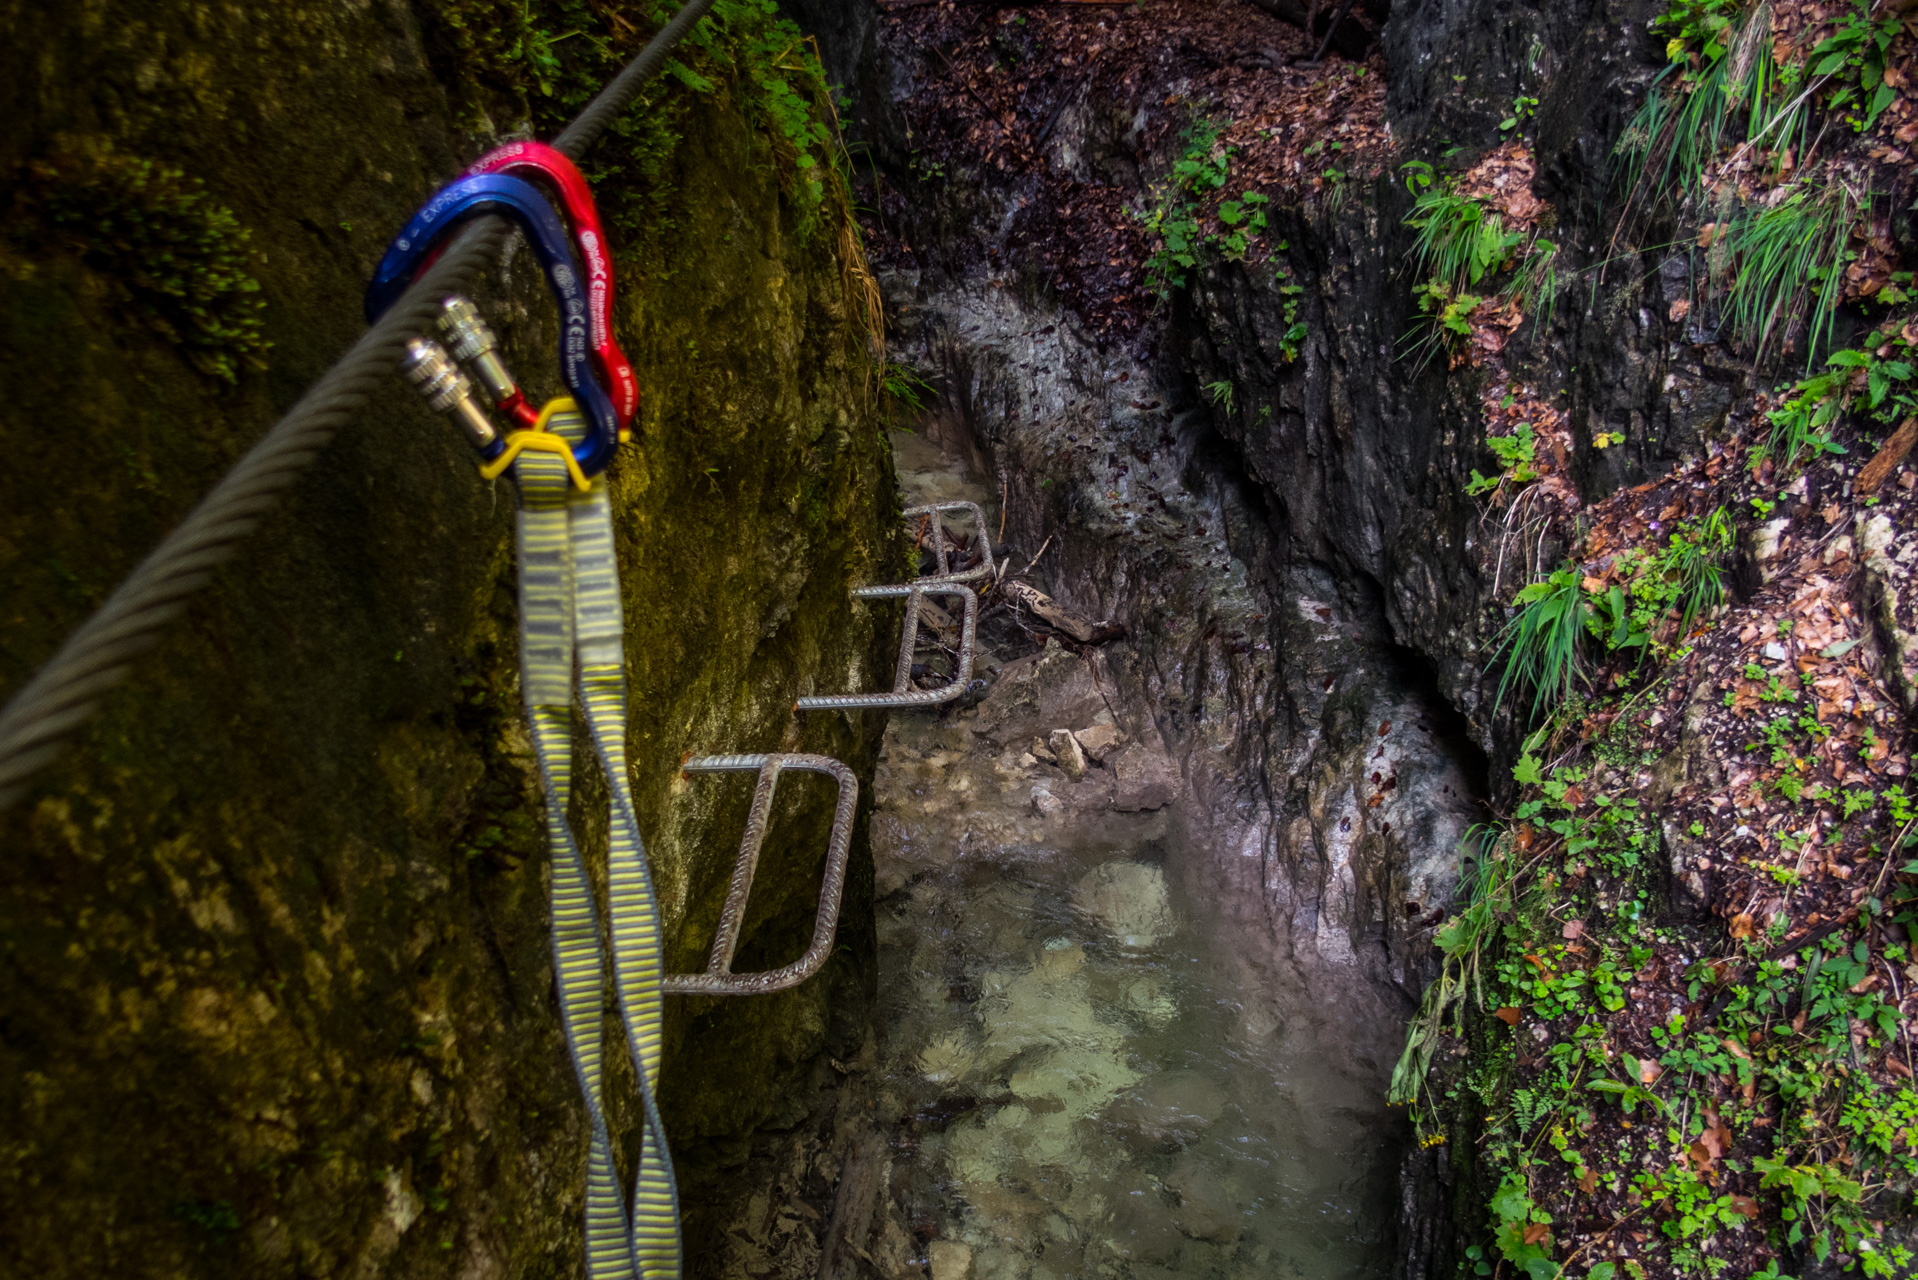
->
[1871,813,1918,897]
[1880,956,1917,1082]
[1015,534,1055,581]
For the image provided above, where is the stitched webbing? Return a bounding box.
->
[517,407,679,1280]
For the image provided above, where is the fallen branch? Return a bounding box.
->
[999,580,1124,645]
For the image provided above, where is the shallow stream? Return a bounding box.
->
[862,431,1403,1280]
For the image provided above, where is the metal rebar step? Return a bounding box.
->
[796,582,977,710]
[663,753,858,996]
[906,500,995,584]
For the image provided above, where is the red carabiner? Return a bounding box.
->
[466,142,640,440]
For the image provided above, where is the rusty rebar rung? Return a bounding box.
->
[794,582,977,711]
[663,753,859,996]
[904,501,995,584]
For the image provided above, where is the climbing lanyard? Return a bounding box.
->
[518,404,681,1280]
[377,163,677,1277]
[365,175,621,477]
[464,142,639,438]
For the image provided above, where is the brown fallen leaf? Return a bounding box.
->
[1729,913,1755,939]
[1578,1168,1599,1194]
[1495,1006,1524,1026]
[1640,1060,1664,1085]
[1889,1058,1913,1080]
[1722,1037,1751,1061]
[1562,919,1586,940]
[1521,1223,1551,1247]
[1791,1009,1808,1034]
[1729,1194,1760,1219]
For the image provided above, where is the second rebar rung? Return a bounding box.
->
[796,582,977,711]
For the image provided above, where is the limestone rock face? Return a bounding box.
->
[0,4,898,1275]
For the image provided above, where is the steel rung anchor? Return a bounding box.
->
[796,582,976,711]
[663,753,858,996]
[906,501,995,584]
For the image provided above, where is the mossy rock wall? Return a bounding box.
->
[0,2,901,1275]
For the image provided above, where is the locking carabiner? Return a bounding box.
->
[464,142,639,440]
[364,174,620,478]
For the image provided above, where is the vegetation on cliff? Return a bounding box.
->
[1393,2,1918,1276]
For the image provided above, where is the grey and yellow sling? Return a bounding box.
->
[402,296,872,1278]
[515,404,681,1280]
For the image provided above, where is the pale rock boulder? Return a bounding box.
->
[1048,729,1088,779]
[1073,722,1126,762]
[1074,861,1175,947]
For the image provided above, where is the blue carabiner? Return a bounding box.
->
[365,174,620,477]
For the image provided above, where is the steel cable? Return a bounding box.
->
[0,0,717,812]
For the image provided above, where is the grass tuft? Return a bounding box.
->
[1492,565,1590,720]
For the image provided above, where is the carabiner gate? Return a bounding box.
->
[465,142,639,439]
[365,174,620,477]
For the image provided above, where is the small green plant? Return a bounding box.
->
[1715,180,1862,370]
[881,362,934,426]
[1653,0,1744,62]
[1615,9,1810,229]
[1215,191,1271,261]
[1505,238,1560,333]
[1759,336,1914,471]
[1403,185,1558,362]
[1139,118,1232,295]
[29,146,269,383]
[1408,190,1524,298]
[1489,1171,1557,1279]
[1808,0,1903,133]
[1466,422,1541,496]
[1500,94,1540,135]
[1625,505,1734,647]
[1273,246,1309,363]
[1204,380,1236,413]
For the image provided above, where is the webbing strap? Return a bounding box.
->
[516,408,681,1280]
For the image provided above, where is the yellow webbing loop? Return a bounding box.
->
[481,397,593,491]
